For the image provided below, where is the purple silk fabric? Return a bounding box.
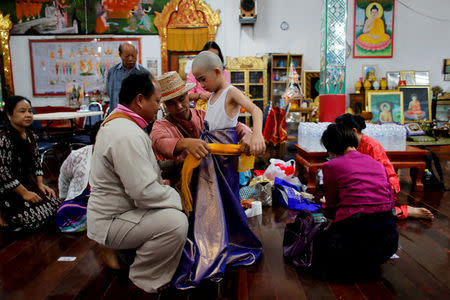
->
[172,125,262,289]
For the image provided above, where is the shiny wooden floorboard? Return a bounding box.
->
[0,153,449,300]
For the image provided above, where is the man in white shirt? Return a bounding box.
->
[87,73,187,293]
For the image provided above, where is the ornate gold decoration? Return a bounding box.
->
[0,13,13,97]
[226,56,268,70]
[226,56,269,120]
[154,0,220,73]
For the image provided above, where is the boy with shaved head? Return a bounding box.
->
[172,51,265,289]
[192,51,265,154]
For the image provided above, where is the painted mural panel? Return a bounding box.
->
[0,0,170,35]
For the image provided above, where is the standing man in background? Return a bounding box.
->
[106,42,149,113]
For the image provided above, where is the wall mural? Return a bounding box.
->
[29,38,141,96]
[0,0,170,35]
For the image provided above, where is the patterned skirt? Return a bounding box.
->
[56,189,90,232]
[0,187,62,233]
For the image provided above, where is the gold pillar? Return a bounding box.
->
[0,13,13,97]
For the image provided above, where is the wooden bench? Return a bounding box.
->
[295,144,428,193]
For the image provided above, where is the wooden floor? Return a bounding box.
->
[0,151,449,299]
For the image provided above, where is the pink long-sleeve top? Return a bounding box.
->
[323,150,395,223]
[150,108,251,164]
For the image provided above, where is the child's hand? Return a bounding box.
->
[249,133,266,156]
[239,133,252,155]
[199,93,210,101]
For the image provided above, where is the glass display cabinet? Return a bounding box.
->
[226,56,268,126]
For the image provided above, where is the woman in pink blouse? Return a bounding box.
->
[335,113,433,220]
[186,42,230,105]
[313,124,398,278]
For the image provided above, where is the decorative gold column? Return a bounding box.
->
[154,0,221,73]
[0,13,13,97]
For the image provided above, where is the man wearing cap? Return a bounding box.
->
[150,71,252,163]
[106,42,149,113]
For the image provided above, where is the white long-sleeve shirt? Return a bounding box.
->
[58,145,93,200]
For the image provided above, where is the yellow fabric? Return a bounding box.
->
[195,98,208,111]
[359,18,390,43]
[167,28,209,51]
[180,144,255,212]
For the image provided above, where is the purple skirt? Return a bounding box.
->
[172,126,262,289]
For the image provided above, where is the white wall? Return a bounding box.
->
[9,0,450,107]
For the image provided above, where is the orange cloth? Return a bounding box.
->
[263,107,287,145]
[181,144,254,212]
[358,134,400,194]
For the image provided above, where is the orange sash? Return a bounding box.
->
[181,144,254,212]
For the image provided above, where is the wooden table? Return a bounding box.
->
[295,144,428,193]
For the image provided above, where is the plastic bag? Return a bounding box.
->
[273,177,320,211]
[264,159,295,180]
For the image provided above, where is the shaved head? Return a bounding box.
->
[192,51,223,73]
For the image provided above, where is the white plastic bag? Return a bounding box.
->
[264,159,295,181]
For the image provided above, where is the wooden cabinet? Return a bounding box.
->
[226,56,268,125]
[349,93,365,114]
[270,54,303,107]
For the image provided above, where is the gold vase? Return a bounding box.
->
[355,80,362,93]
[363,79,372,90]
[380,77,387,90]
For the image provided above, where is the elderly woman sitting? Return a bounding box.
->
[0,96,61,232]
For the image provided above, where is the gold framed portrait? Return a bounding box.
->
[367,90,404,124]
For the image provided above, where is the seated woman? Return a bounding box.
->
[0,96,61,232]
[56,122,101,232]
[313,124,398,276]
[335,113,433,220]
[356,4,391,51]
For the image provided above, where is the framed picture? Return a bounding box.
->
[443,59,450,81]
[386,71,400,89]
[399,86,431,122]
[146,58,159,78]
[404,123,425,136]
[414,71,430,86]
[178,55,196,81]
[353,0,395,58]
[362,65,379,81]
[367,90,403,123]
[400,71,415,85]
[436,100,450,121]
[302,70,320,100]
[29,38,141,96]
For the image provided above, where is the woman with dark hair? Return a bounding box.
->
[0,96,61,232]
[313,123,398,276]
[186,41,231,106]
[335,113,433,220]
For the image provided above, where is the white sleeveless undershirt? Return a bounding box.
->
[204,86,239,131]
